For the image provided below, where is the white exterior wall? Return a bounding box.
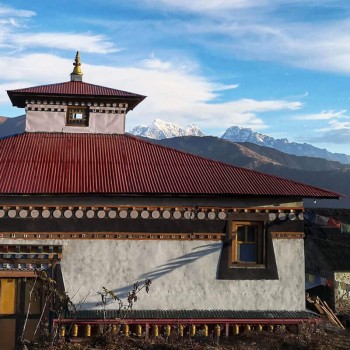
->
[2,238,304,311]
[25,104,126,134]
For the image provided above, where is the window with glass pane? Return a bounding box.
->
[232,221,264,265]
[236,225,257,262]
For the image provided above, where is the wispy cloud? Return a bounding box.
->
[0,4,36,18]
[138,1,350,74]
[0,4,119,54]
[10,32,119,54]
[294,110,347,121]
[302,115,350,146]
[146,0,260,12]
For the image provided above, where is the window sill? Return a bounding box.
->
[230,263,266,269]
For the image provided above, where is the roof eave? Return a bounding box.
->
[6,91,146,110]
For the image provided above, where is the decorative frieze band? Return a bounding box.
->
[25,100,128,108]
[271,232,305,239]
[26,105,126,114]
[0,232,225,241]
[0,206,303,222]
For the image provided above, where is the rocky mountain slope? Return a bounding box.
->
[129,120,350,164]
[222,126,350,164]
[0,115,25,137]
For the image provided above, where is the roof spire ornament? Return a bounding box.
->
[70,51,83,82]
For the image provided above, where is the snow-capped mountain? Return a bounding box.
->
[130,119,205,139]
[222,126,350,164]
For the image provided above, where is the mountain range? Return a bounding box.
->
[130,119,205,139]
[131,120,350,164]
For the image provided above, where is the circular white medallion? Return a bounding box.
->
[31,210,39,218]
[42,209,51,218]
[19,210,28,218]
[184,211,194,219]
[298,212,304,220]
[208,212,216,220]
[141,211,149,219]
[119,210,128,218]
[108,210,117,219]
[173,211,181,219]
[288,213,296,221]
[53,210,61,218]
[0,210,5,218]
[86,210,95,218]
[130,210,139,219]
[75,210,84,218]
[278,213,287,221]
[162,210,171,219]
[97,210,106,219]
[8,210,17,218]
[268,213,277,221]
[197,212,205,220]
[218,212,227,220]
[152,211,160,219]
[64,210,73,218]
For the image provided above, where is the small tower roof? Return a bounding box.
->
[6,52,146,110]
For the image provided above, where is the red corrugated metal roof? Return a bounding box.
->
[8,81,143,97]
[0,133,340,197]
[7,81,146,109]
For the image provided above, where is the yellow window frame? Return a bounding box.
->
[231,221,265,266]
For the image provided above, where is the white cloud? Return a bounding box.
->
[0,54,73,82]
[301,113,350,146]
[146,0,348,16]
[0,4,118,54]
[147,0,259,12]
[294,110,348,121]
[0,4,35,18]
[138,2,350,74]
[329,119,350,130]
[0,53,302,133]
[212,83,239,91]
[10,32,119,54]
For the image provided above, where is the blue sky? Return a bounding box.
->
[1,1,350,154]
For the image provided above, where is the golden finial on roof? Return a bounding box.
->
[70,51,83,81]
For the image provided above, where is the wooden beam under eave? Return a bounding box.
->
[0,271,37,278]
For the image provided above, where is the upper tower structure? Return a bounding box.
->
[7,52,146,134]
[70,51,83,82]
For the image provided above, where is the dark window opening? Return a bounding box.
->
[66,107,89,126]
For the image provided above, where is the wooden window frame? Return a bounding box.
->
[66,107,89,127]
[231,221,265,267]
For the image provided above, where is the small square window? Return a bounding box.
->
[66,107,89,126]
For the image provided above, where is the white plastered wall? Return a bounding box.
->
[25,105,126,134]
[4,238,305,311]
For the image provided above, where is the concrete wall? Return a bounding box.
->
[25,105,126,134]
[1,238,303,311]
